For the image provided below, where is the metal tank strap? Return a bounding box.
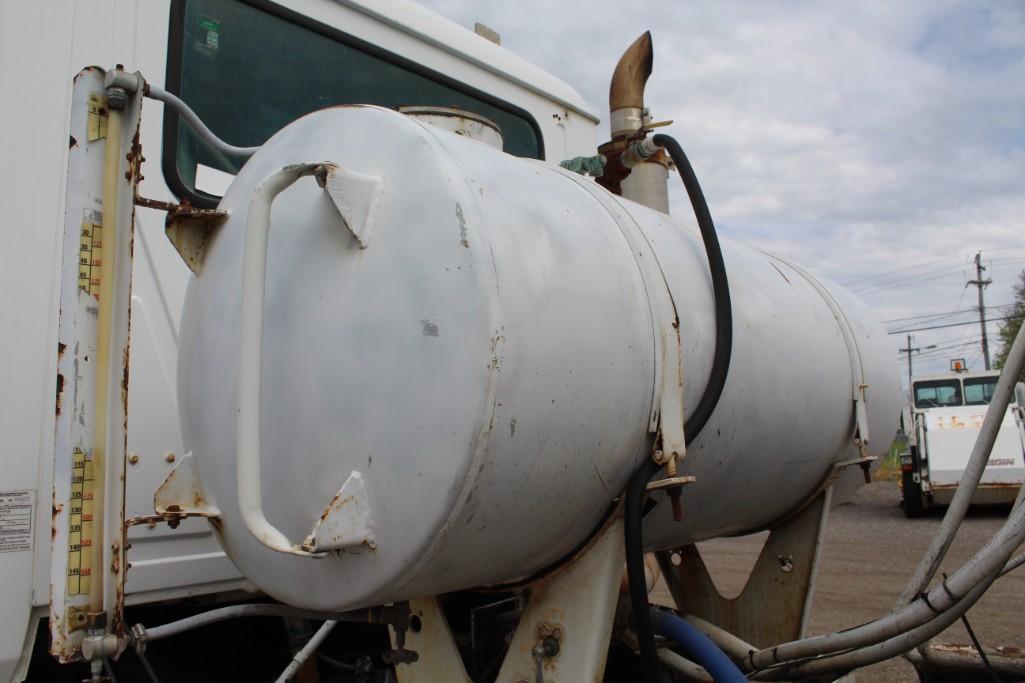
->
[547,164,687,464]
[757,250,872,457]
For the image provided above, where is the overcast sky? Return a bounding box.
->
[419,0,1025,381]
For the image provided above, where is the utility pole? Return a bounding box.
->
[967,251,993,370]
[899,335,937,400]
[901,334,919,400]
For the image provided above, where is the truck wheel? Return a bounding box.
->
[902,471,926,518]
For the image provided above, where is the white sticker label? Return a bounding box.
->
[0,490,35,553]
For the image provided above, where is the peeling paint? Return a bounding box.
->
[487,333,504,370]
[455,202,469,247]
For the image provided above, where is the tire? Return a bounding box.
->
[902,469,926,518]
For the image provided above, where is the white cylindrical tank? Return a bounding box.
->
[178,105,900,611]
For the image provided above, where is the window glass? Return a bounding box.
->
[166,0,543,202]
[913,380,963,409]
[963,377,998,405]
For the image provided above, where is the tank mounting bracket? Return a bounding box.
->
[302,470,377,554]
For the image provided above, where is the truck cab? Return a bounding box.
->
[901,370,1025,516]
[1,1,599,678]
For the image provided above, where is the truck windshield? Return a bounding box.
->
[164,0,543,206]
[963,377,998,405]
[914,380,962,409]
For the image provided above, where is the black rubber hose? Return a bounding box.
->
[625,133,733,682]
[653,133,734,441]
[626,459,665,682]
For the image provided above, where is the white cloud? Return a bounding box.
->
[419,0,1025,375]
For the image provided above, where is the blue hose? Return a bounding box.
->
[650,608,748,683]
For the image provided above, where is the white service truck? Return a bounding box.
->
[901,370,1025,517]
[2,2,600,679]
[14,0,1008,681]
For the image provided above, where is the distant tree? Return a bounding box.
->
[994,269,1025,382]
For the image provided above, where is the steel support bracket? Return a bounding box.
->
[163,205,229,275]
[151,452,221,527]
[657,488,833,648]
[390,518,625,682]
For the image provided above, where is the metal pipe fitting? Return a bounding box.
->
[621,138,661,169]
[81,632,121,662]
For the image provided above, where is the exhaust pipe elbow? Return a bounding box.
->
[609,31,653,138]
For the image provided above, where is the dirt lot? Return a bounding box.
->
[652,480,1025,681]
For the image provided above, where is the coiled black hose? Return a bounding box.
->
[625,133,733,682]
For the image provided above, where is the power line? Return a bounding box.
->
[914,340,984,360]
[886,314,1017,335]
[897,332,982,354]
[854,266,968,295]
[856,268,967,295]
[840,254,964,287]
[882,304,1009,324]
[842,248,1025,291]
[844,247,1025,289]
[851,262,966,292]
[898,342,979,360]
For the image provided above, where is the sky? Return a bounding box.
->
[418,0,1025,382]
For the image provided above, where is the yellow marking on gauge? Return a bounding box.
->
[67,448,95,595]
[78,222,103,298]
[87,94,108,141]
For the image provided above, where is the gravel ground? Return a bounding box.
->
[651,480,1025,681]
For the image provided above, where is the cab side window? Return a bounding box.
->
[164,0,543,206]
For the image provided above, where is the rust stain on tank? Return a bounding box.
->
[51,495,63,542]
[56,373,64,416]
[56,342,67,416]
[112,539,125,635]
[320,493,356,522]
[110,541,120,575]
[121,344,130,416]
[125,514,163,528]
